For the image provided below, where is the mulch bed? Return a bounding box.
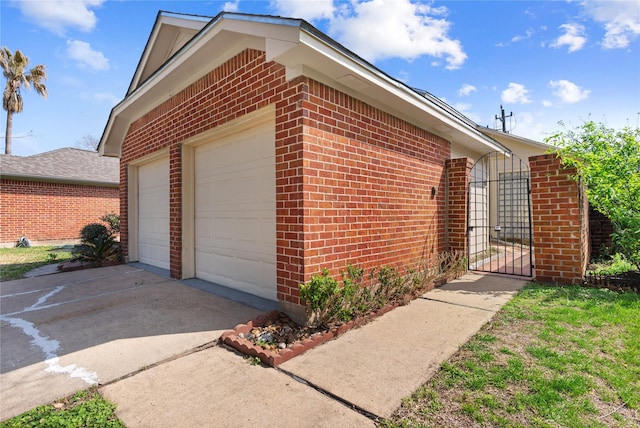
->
[220,303,399,367]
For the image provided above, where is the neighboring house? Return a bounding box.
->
[476,126,551,163]
[0,148,119,246]
[99,11,548,320]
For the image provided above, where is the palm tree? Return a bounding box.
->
[1,47,48,155]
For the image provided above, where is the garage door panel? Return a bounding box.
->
[194,121,276,301]
[197,254,273,297]
[138,156,170,270]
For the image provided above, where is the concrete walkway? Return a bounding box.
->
[100,271,527,426]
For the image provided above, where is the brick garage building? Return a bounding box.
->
[99,12,555,320]
[0,148,119,246]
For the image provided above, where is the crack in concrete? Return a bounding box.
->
[419,296,495,312]
[275,365,382,423]
[3,284,150,317]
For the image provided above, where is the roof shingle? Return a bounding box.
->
[1,148,119,185]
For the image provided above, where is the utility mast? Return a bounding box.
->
[495,105,513,133]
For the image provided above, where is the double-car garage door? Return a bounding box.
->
[136,121,276,300]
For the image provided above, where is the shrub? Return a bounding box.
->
[100,213,120,234]
[300,251,466,328]
[73,235,120,264]
[75,222,120,264]
[80,223,111,243]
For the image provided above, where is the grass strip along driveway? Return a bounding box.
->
[384,284,640,427]
[0,246,73,281]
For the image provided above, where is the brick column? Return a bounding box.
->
[446,158,473,253]
[529,154,589,284]
[169,144,183,279]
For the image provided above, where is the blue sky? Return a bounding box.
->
[1,0,639,156]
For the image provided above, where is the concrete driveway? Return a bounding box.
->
[0,264,264,420]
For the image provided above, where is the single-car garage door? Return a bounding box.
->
[194,122,276,300]
[138,156,170,269]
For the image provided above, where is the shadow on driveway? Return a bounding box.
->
[0,264,269,420]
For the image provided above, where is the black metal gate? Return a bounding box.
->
[468,152,533,276]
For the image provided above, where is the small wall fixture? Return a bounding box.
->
[431,186,438,197]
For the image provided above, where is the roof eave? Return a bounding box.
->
[99,12,507,158]
[1,172,119,187]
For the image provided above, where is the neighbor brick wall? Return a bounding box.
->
[120,48,451,310]
[589,205,613,255]
[0,179,119,244]
[529,154,589,284]
[446,158,473,254]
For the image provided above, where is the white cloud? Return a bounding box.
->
[512,28,535,43]
[330,0,466,68]
[271,0,334,21]
[542,100,553,108]
[549,80,591,103]
[66,40,109,71]
[271,0,468,69]
[458,84,477,96]
[223,1,240,12]
[551,23,587,52]
[501,83,532,104]
[18,0,104,36]
[581,0,640,49]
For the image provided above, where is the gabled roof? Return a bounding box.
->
[99,11,509,157]
[0,148,119,186]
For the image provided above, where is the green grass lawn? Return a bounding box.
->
[0,389,124,428]
[383,284,640,427]
[0,245,74,281]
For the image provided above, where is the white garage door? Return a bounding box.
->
[194,122,276,300]
[138,156,170,269]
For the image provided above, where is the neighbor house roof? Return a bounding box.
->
[0,148,119,186]
[99,11,509,158]
[476,126,552,150]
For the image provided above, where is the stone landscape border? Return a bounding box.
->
[220,303,400,367]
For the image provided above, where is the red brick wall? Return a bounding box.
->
[296,79,450,305]
[0,179,119,244]
[529,154,589,284]
[120,48,451,308]
[120,49,294,280]
[446,158,473,253]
